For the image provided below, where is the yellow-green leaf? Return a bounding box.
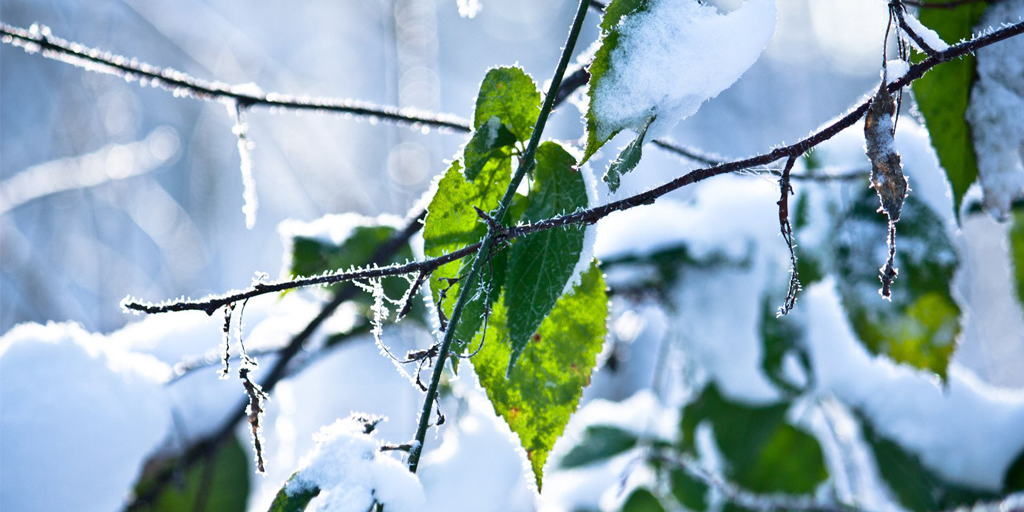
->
[472,261,608,489]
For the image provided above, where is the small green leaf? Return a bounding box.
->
[133,435,251,512]
[583,0,653,162]
[603,116,653,192]
[424,159,512,350]
[913,2,988,216]
[464,115,517,181]
[679,386,827,494]
[474,66,541,142]
[833,190,961,379]
[622,488,666,512]
[559,425,639,469]
[670,469,709,512]
[860,415,995,512]
[473,261,608,489]
[505,141,589,370]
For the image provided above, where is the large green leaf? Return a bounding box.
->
[505,141,589,370]
[473,66,541,142]
[583,0,653,163]
[473,261,608,489]
[832,190,961,379]
[860,416,995,512]
[558,425,639,469]
[288,224,425,325]
[912,2,988,216]
[679,386,827,495]
[423,159,511,350]
[132,436,251,512]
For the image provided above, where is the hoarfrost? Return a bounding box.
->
[232,104,259,229]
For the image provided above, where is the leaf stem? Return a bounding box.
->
[406,0,593,473]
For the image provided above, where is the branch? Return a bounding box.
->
[0,22,718,169]
[0,23,471,132]
[122,19,1024,316]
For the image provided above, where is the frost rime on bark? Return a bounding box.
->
[864,79,907,300]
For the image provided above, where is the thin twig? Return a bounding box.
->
[892,2,941,58]
[777,155,800,316]
[902,0,992,9]
[0,23,470,132]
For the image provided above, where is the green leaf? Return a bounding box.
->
[558,425,639,469]
[267,475,319,512]
[505,141,589,370]
[860,415,995,512]
[832,190,961,379]
[472,261,608,489]
[622,488,666,512]
[1010,208,1024,311]
[423,159,512,350]
[288,224,424,325]
[912,2,988,216]
[464,115,518,181]
[133,435,251,512]
[603,116,653,192]
[679,385,827,494]
[670,469,709,512]
[473,66,541,142]
[583,0,653,162]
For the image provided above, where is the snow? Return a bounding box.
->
[966,0,1024,220]
[0,322,173,512]
[803,280,1024,490]
[902,11,949,53]
[590,0,777,142]
[284,417,425,512]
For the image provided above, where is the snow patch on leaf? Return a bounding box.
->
[589,0,776,143]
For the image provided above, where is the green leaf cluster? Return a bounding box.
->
[132,436,251,512]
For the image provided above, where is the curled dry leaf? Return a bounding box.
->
[864,81,908,299]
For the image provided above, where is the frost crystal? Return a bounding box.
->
[966,0,1024,220]
[591,0,776,141]
[232,104,259,229]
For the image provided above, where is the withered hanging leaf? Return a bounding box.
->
[864,80,908,299]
